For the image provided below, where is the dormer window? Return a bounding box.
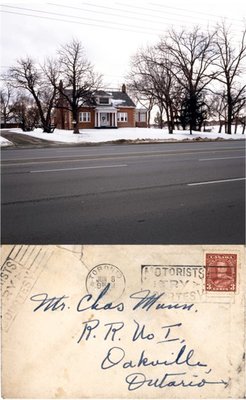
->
[99,97,109,105]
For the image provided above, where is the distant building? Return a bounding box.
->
[0,116,20,129]
[54,84,148,129]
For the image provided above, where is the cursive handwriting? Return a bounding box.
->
[30,285,196,314]
[125,372,228,391]
[130,289,194,311]
[77,284,124,312]
[30,284,125,313]
[77,320,124,342]
[101,345,207,370]
[30,293,69,312]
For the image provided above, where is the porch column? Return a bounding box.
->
[98,112,101,127]
[94,111,97,127]
[115,112,117,127]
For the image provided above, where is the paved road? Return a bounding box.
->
[1,141,245,243]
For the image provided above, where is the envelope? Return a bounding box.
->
[1,244,245,399]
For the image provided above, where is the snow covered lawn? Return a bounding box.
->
[1,126,245,146]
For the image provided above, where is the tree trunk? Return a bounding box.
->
[174,112,180,130]
[227,90,233,134]
[242,120,245,134]
[159,106,164,129]
[3,110,8,125]
[43,125,52,133]
[166,107,172,133]
[169,104,175,133]
[147,110,151,128]
[218,121,223,133]
[72,110,79,133]
[224,121,228,133]
[73,123,79,134]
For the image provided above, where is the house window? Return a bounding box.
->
[139,113,146,122]
[79,112,91,122]
[99,97,109,104]
[117,112,128,122]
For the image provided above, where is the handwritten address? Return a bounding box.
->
[29,283,228,392]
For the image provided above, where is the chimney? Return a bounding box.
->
[122,83,126,93]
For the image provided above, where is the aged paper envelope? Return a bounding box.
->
[1,244,245,398]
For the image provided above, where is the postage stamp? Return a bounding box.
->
[86,263,126,302]
[205,253,237,292]
[1,245,53,332]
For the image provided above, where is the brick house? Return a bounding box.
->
[54,84,147,129]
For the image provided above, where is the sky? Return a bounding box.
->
[0,0,246,89]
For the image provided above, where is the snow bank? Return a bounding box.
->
[9,127,246,144]
[0,136,13,147]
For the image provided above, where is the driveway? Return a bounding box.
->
[1,130,60,147]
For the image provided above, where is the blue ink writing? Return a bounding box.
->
[30,293,69,312]
[132,320,155,341]
[104,321,124,341]
[77,319,100,342]
[158,323,182,343]
[77,284,124,312]
[130,289,194,312]
[77,320,125,343]
[125,372,228,391]
[101,344,207,370]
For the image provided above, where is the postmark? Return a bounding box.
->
[141,265,205,302]
[205,253,237,292]
[86,263,126,302]
[1,245,53,332]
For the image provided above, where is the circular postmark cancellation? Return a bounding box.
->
[86,264,126,303]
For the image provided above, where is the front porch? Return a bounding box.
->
[94,107,118,128]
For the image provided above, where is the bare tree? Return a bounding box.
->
[50,39,102,133]
[0,83,14,126]
[213,23,246,134]
[127,46,178,133]
[238,107,246,134]
[208,91,227,132]
[11,93,40,131]
[128,89,154,128]
[8,57,58,133]
[159,26,218,133]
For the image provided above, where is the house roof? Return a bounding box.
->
[94,90,136,107]
[111,91,136,107]
[94,90,112,97]
[61,87,136,108]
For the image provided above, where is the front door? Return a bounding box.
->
[100,113,110,127]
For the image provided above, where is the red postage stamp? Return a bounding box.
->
[205,253,237,292]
